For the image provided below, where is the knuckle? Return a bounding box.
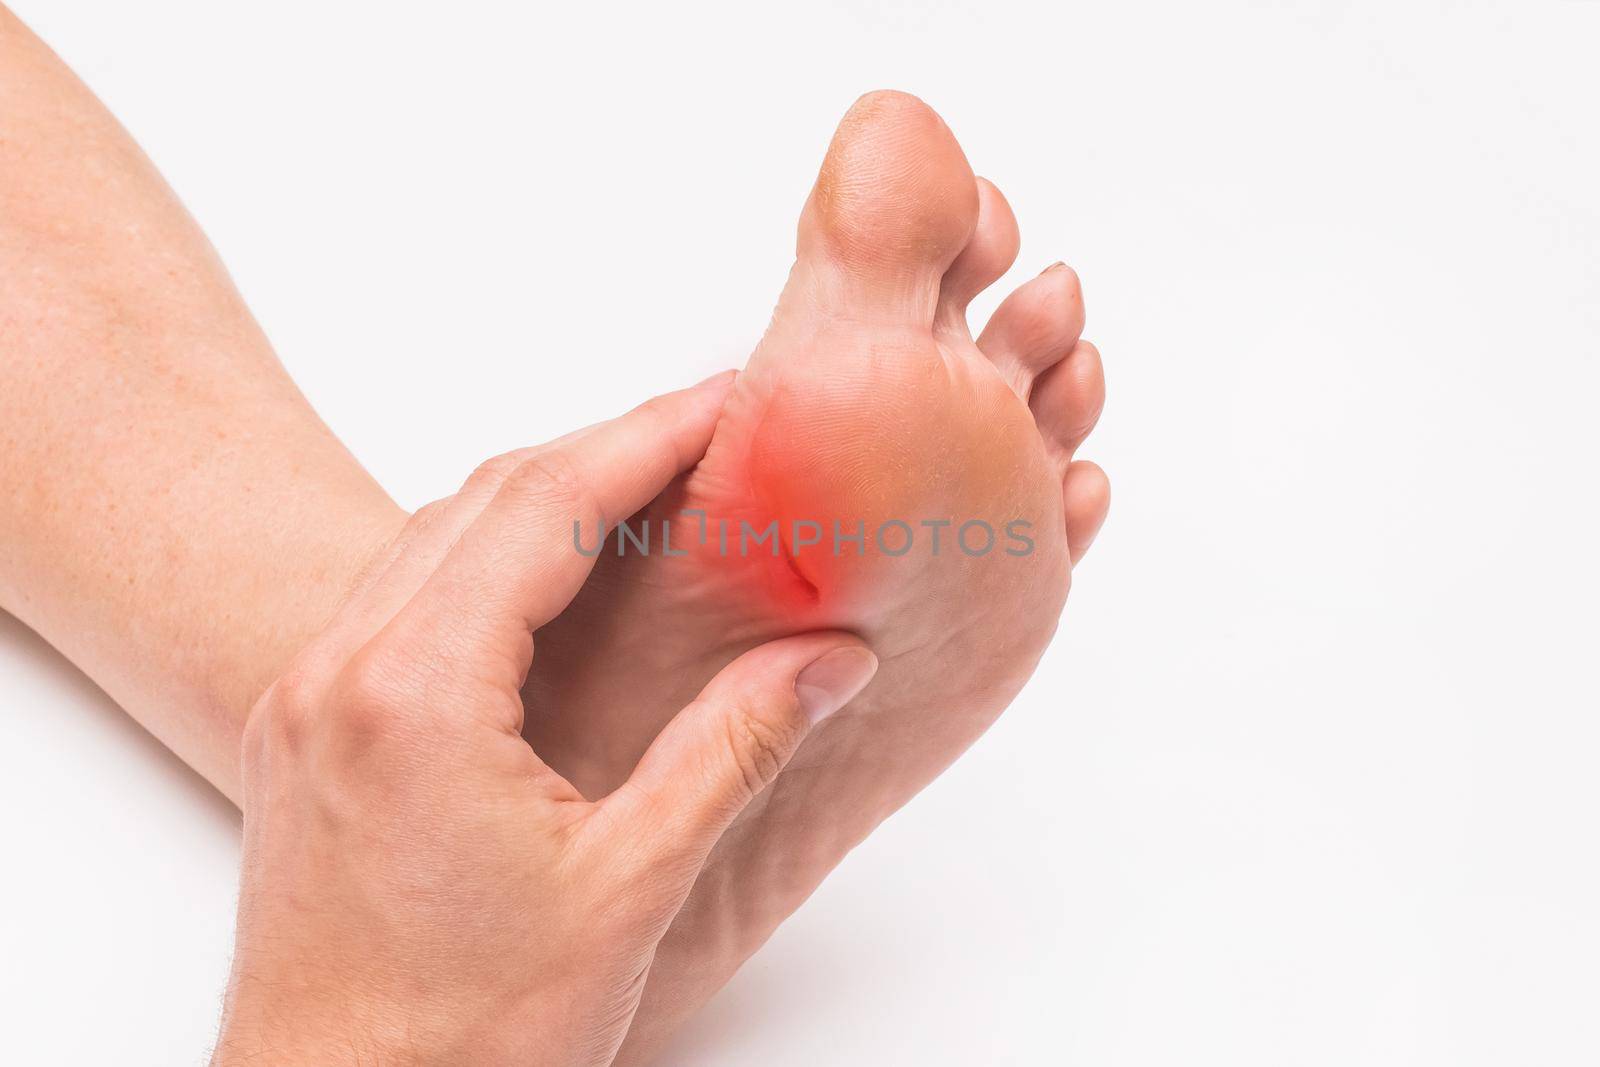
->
[240,696,300,772]
[629,393,674,429]
[239,663,323,782]
[628,395,686,464]
[501,452,600,529]
[326,645,410,743]
[505,452,585,508]
[406,497,453,533]
[465,449,535,496]
[724,699,805,801]
[238,708,284,794]
[266,659,321,720]
[357,499,451,580]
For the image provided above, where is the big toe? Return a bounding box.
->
[797,91,979,317]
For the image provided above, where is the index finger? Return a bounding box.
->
[385,372,734,691]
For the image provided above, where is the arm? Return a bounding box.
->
[0,5,406,798]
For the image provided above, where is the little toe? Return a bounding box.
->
[1062,460,1111,566]
[975,262,1086,394]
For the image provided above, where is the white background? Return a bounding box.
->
[2,1,1597,1063]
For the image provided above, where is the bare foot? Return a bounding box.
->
[524,90,1110,1056]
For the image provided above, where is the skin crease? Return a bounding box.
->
[0,7,1111,1063]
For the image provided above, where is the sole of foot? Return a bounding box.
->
[526,90,1110,1058]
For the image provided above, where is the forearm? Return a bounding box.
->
[0,6,406,800]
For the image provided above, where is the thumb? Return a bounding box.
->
[606,633,877,869]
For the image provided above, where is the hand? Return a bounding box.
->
[212,374,878,1067]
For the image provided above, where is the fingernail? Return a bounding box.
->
[1040,260,1067,275]
[694,369,737,389]
[795,647,878,725]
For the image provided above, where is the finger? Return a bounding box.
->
[603,633,878,871]
[311,442,605,664]
[286,416,642,677]
[384,372,735,694]
[304,445,585,670]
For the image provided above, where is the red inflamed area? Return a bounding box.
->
[685,510,836,619]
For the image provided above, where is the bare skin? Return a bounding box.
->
[0,5,406,793]
[0,8,1108,1059]
[217,379,879,1067]
[529,91,1111,1061]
